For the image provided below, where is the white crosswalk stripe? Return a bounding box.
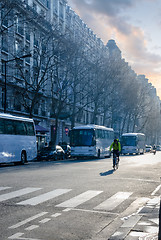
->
[0,187,41,202]
[17,189,72,206]
[94,191,133,211]
[56,190,103,208]
[0,187,134,213]
[0,187,11,191]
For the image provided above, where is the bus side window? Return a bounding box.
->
[0,119,5,134]
[102,130,105,139]
[5,119,15,135]
[98,129,102,138]
[95,129,98,138]
[105,131,109,139]
[25,122,35,136]
[15,120,27,135]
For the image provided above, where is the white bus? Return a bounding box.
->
[70,125,114,158]
[0,113,37,164]
[121,133,145,155]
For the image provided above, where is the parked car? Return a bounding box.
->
[59,143,71,158]
[37,145,65,161]
[145,145,152,152]
[156,145,161,151]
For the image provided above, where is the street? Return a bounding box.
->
[0,152,161,240]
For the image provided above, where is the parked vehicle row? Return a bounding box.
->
[145,145,161,152]
[37,143,71,161]
[145,145,152,152]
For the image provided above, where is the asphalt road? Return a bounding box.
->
[0,151,161,240]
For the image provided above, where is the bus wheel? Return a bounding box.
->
[97,150,100,159]
[21,151,26,165]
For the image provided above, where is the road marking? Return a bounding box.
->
[39,218,51,223]
[51,213,62,217]
[94,192,133,211]
[25,225,39,231]
[63,208,71,212]
[8,232,41,239]
[147,196,160,205]
[9,212,48,229]
[70,207,119,215]
[151,184,161,195]
[0,187,11,191]
[56,190,103,208]
[0,188,41,202]
[17,189,72,206]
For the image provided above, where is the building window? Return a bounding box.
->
[59,3,63,19]
[1,88,5,108]
[14,96,21,111]
[25,31,30,41]
[15,15,24,35]
[34,34,39,47]
[2,33,8,52]
[53,0,58,13]
[33,3,37,12]
[1,60,6,75]
[1,8,8,27]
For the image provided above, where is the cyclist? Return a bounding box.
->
[153,144,156,155]
[110,139,121,169]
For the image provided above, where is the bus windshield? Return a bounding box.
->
[121,136,137,146]
[70,129,95,146]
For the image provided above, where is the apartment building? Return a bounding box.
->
[0,0,109,149]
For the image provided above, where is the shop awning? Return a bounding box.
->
[35,125,49,133]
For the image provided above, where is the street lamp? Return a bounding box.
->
[3,53,32,113]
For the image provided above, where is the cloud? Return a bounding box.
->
[68,0,161,97]
[68,0,134,16]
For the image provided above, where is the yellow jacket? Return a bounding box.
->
[110,141,121,151]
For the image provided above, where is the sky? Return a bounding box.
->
[67,0,161,99]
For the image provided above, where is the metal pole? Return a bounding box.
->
[159,198,161,239]
[4,61,7,113]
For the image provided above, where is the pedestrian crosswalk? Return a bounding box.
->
[94,191,133,211]
[56,190,103,208]
[0,186,138,213]
[17,189,72,206]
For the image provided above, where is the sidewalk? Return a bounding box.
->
[126,196,159,240]
[109,196,160,240]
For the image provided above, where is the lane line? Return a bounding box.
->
[39,218,51,223]
[63,208,71,212]
[0,188,41,202]
[94,192,133,211]
[8,232,41,239]
[8,232,24,239]
[17,189,72,206]
[0,187,11,191]
[25,225,39,231]
[51,213,62,217]
[151,185,161,196]
[70,207,119,215]
[9,212,48,229]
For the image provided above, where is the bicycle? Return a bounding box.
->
[113,152,119,170]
